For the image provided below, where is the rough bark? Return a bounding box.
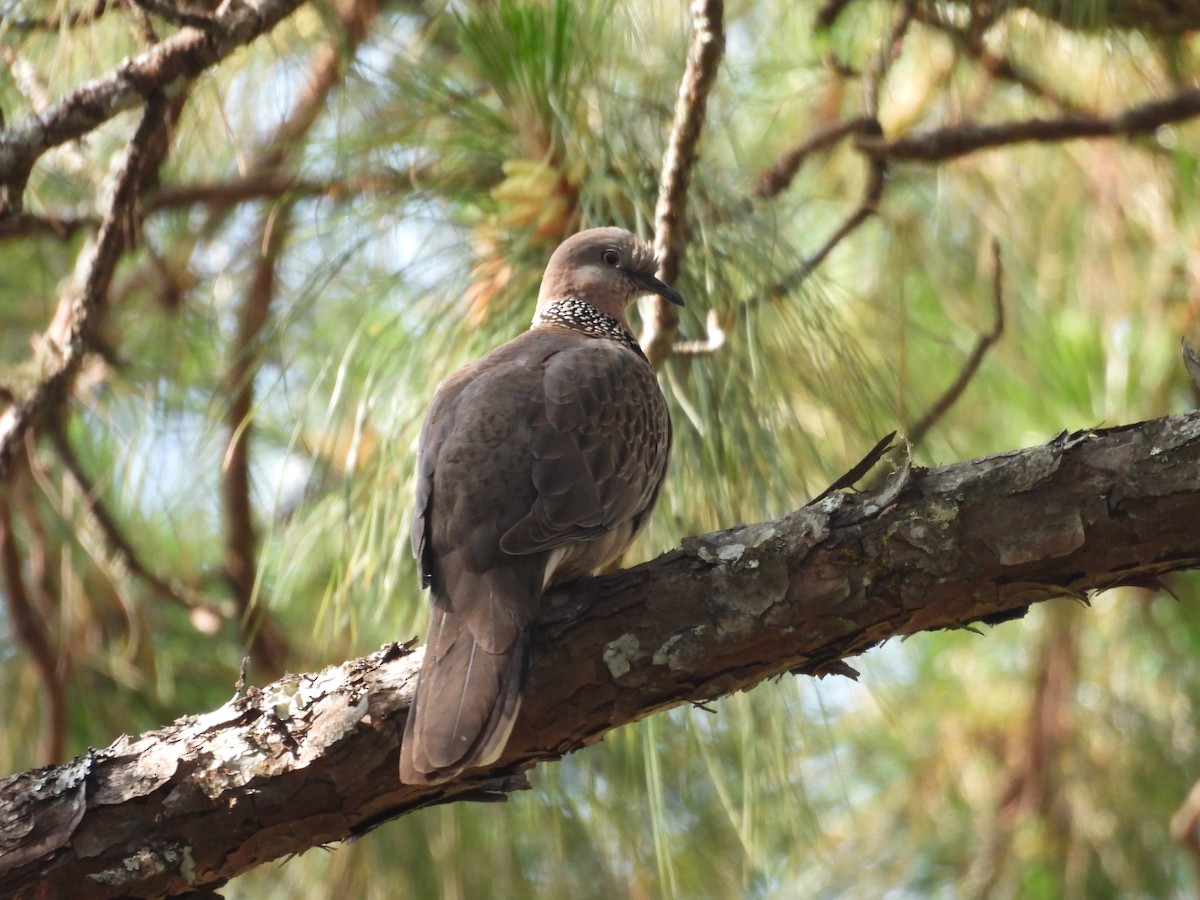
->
[3,409,1200,897]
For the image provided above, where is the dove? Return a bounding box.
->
[399,227,682,784]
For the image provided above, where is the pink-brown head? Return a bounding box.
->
[535,227,684,331]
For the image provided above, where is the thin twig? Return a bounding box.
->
[754,116,877,200]
[0,94,169,479]
[0,465,67,764]
[860,86,1200,162]
[670,309,726,358]
[641,0,726,367]
[804,157,885,276]
[807,431,899,507]
[1181,338,1200,394]
[907,240,1006,448]
[763,146,886,305]
[48,420,229,627]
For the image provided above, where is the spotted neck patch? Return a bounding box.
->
[533,298,645,358]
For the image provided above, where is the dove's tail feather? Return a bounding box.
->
[399,603,530,785]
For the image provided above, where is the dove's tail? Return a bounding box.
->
[399,599,531,785]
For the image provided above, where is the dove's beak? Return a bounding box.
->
[637,271,685,306]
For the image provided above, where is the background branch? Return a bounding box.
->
[863,87,1200,162]
[0,459,67,765]
[215,0,385,676]
[0,174,402,245]
[222,202,294,677]
[0,0,307,213]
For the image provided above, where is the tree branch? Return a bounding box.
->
[641,0,725,367]
[838,0,1200,36]
[4,408,1200,896]
[907,240,1006,448]
[1008,0,1200,34]
[910,4,1085,115]
[0,94,169,479]
[0,213,97,242]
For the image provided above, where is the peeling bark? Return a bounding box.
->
[3,410,1200,897]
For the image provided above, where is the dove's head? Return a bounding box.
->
[535,227,684,331]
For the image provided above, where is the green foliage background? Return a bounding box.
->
[2,0,1200,895]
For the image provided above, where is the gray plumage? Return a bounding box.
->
[398,227,682,784]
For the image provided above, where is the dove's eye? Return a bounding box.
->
[602,249,620,267]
